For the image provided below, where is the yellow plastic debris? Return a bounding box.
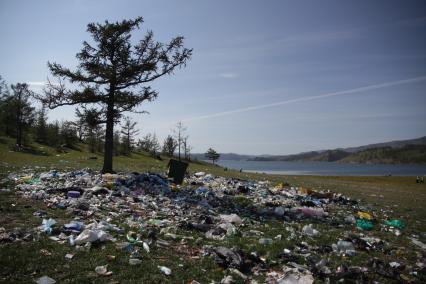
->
[274,183,284,190]
[357,211,373,220]
[299,187,309,195]
[20,176,32,184]
[102,173,119,182]
[104,181,114,189]
[170,183,178,191]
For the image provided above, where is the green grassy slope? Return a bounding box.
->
[1,136,426,231]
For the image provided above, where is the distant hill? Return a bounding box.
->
[193,136,426,164]
[340,136,426,153]
[249,136,426,164]
[191,152,254,161]
[340,144,426,164]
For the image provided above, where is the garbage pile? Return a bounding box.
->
[2,169,426,283]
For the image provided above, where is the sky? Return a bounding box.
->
[1,0,426,155]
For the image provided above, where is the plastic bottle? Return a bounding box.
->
[336,240,355,256]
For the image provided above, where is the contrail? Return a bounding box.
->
[182,76,426,122]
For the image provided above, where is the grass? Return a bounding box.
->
[1,136,426,283]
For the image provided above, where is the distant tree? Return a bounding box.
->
[76,107,102,153]
[205,148,220,165]
[150,133,161,155]
[137,132,160,155]
[74,108,87,142]
[46,121,60,147]
[35,106,48,144]
[113,131,121,156]
[59,120,78,148]
[0,76,12,135]
[173,121,187,161]
[10,83,36,149]
[120,116,139,155]
[94,125,105,153]
[183,136,192,160]
[0,75,7,96]
[138,133,153,152]
[38,17,192,173]
[162,135,177,156]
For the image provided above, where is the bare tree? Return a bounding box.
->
[183,136,193,160]
[173,121,187,161]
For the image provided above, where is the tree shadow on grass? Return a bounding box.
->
[9,145,50,156]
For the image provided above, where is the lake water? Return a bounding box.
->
[215,160,426,176]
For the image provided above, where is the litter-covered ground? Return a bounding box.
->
[1,169,426,283]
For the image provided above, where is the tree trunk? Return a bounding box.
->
[178,137,181,161]
[102,91,115,173]
[16,98,22,149]
[126,131,130,155]
[78,126,83,142]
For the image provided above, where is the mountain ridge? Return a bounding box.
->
[192,136,426,164]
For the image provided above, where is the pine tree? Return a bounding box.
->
[120,116,139,155]
[38,17,192,173]
[138,133,153,152]
[74,108,86,142]
[205,148,220,165]
[47,121,60,148]
[0,75,12,136]
[162,135,177,156]
[35,106,48,144]
[75,107,102,153]
[150,133,160,155]
[113,131,121,156]
[59,121,78,148]
[9,83,36,149]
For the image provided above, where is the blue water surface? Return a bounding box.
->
[214,160,426,176]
